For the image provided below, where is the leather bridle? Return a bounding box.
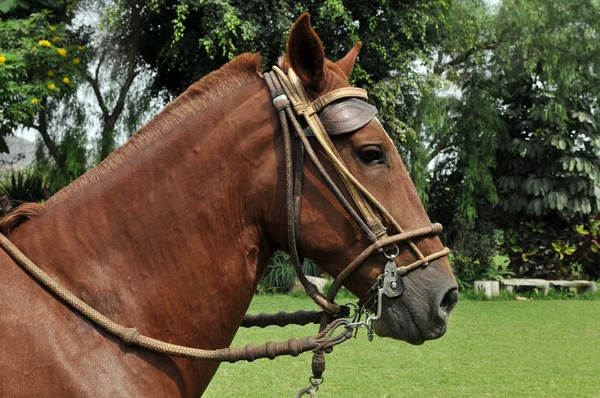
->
[263,66,450,330]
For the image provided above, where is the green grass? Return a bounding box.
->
[204,295,600,397]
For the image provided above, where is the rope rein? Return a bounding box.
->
[0,233,354,361]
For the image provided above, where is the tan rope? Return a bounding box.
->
[0,233,350,362]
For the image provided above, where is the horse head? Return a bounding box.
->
[265,14,458,345]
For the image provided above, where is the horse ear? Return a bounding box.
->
[336,42,362,78]
[287,13,326,92]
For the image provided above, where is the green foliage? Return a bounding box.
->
[34,122,89,193]
[258,252,321,294]
[113,0,449,178]
[411,0,600,226]
[258,252,296,293]
[429,166,499,288]
[501,216,600,280]
[0,12,86,148]
[492,1,600,219]
[0,169,47,202]
[449,252,477,290]
[1,0,78,20]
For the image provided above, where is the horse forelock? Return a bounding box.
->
[46,52,263,208]
[0,203,47,236]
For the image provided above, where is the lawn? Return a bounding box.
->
[203,295,600,397]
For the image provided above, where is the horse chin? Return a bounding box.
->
[372,295,447,345]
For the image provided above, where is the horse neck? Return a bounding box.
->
[9,78,282,348]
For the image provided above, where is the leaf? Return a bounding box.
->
[576,225,590,235]
[0,0,16,12]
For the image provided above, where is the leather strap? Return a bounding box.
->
[293,138,304,254]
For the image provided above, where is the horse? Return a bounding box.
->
[0,14,457,397]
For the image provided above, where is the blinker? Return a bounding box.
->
[302,98,378,137]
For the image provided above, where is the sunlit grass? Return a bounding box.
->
[204,295,600,397]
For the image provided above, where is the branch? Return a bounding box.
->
[99,6,141,159]
[429,135,453,161]
[433,30,516,75]
[85,56,109,120]
[37,97,66,175]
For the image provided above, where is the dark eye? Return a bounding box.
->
[358,145,386,165]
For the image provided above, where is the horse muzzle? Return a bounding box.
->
[372,260,458,344]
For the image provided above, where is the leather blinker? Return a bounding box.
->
[302,98,378,137]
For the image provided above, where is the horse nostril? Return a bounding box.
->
[440,288,458,314]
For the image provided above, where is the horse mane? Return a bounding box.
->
[46,52,263,208]
[0,203,47,236]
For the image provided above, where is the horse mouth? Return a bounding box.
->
[371,293,453,345]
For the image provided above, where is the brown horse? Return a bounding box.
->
[0,14,457,397]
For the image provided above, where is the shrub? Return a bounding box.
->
[0,169,48,204]
[501,216,600,280]
[428,166,500,288]
[258,252,321,294]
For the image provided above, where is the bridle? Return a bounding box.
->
[263,66,450,393]
[0,63,451,397]
[264,65,450,324]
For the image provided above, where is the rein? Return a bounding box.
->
[0,65,449,396]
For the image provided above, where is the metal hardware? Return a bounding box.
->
[383,244,400,260]
[364,247,406,341]
[310,376,324,388]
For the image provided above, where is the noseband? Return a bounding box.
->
[263,66,450,330]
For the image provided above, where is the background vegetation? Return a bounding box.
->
[2,0,600,285]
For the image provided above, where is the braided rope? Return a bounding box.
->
[0,233,351,362]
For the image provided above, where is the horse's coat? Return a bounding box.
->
[0,14,457,397]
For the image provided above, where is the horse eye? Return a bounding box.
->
[358,145,386,165]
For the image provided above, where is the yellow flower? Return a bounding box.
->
[73,58,80,65]
[52,36,61,42]
[57,48,66,57]
[38,40,51,47]
[63,77,70,84]
[49,26,56,31]
[48,83,56,90]
[0,55,5,65]
[78,45,85,51]
[47,70,54,77]
[31,98,39,104]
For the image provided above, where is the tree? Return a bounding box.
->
[0,6,87,182]
[1,0,157,193]
[423,0,600,279]
[119,0,449,173]
[81,0,153,160]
